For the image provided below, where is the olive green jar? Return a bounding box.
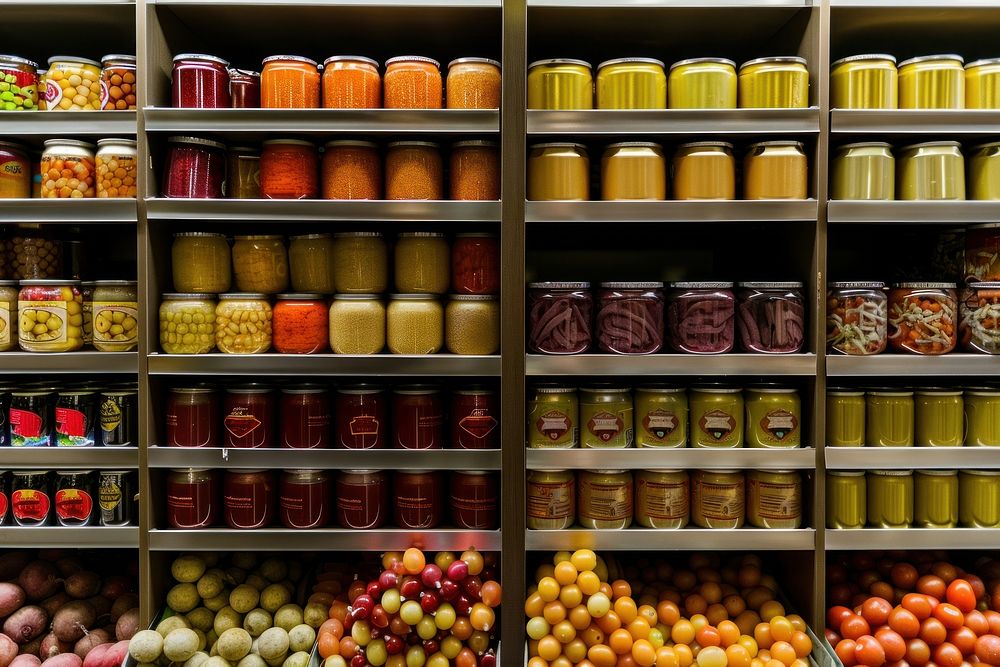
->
[915,389,964,446]
[914,470,958,528]
[959,470,1000,527]
[867,470,914,528]
[827,471,866,529]
[826,389,865,447]
[866,389,914,446]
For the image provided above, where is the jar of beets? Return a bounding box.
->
[279,469,330,529]
[280,385,330,448]
[335,470,387,529]
[393,385,444,449]
[223,469,276,529]
[394,470,444,529]
[597,282,665,354]
[166,387,219,447]
[162,136,226,199]
[667,281,736,354]
[451,233,499,295]
[528,282,593,355]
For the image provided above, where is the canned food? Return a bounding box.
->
[826,471,866,529]
[747,470,801,529]
[830,54,898,109]
[866,389,914,447]
[527,59,593,110]
[54,470,95,527]
[672,142,735,200]
[914,389,964,447]
[596,58,666,110]
[634,387,687,448]
[54,390,97,447]
[867,470,913,528]
[689,386,743,448]
[100,389,137,447]
[10,389,54,447]
[898,141,965,200]
[98,470,133,526]
[914,470,958,528]
[528,386,578,448]
[959,470,1000,527]
[526,470,575,530]
[527,142,589,201]
[667,58,737,109]
[743,141,808,200]
[11,471,50,526]
[969,142,1000,200]
[831,142,894,201]
[580,387,633,449]
[966,58,1000,109]
[738,56,810,108]
[691,469,744,529]
[577,469,632,529]
[964,388,1000,446]
[898,54,965,109]
[635,469,689,529]
[745,387,800,449]
[827,389,865,447]
[601,142,666,200]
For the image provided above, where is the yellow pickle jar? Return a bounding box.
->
[332,232,388,294]
[601,142,666,201]
[288,233,335,294]
[595,58,666,110]
[959,470,1000,527]
[866,389,914,447]
[528,386,578,449]
[95,138,138,199]
[867,470,914,528]
[17,280,83,352]
[41,139,95,198]
[91,280,138,352]
[914,470,958,528]
[898,141,966,200]
[672,142,736,200]
[41,56,102,111]
[159,293,217,354]
[386,294,443,355]
[172,232,231,294]
[831,142,895,201]
[527,59,593,110]
[899,54,965,109]
[689,386,743,448]
[830,54,898,109]
[580,387,634,449]
[577,470,633,529]
[445,295,499,355]
[914,389,963,446]
[968,142,1000,200]
[966,58,1000,109]
[738,56,810,109]
[634,469,689,529]
[527,142,589,201]
[667,58,737,109]
[395,232,449,294]
[232,235,289,295]
[745,386,801,449]
[526,470,576,530]
[691,469,745,529]
[747,470,801,529]
[215,293,272,354]
[743,141,808,200]
[328,295,385,355]
[964,388,1000,446]
[826,471,866,529]
[0,281,18,352]
[634,387,687,448]
[827,389,866,447]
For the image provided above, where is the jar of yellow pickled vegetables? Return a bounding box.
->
[0,281,17,352]
[747,470,801,529]
[826,389,865,447]
[41,56,102,111]
[579,387,634,449]
[826,471,866,529]
[332,232,388,294]
[634,469,689,529]
[172,232,231,294]
[289,233,335,294]
[689,386,743,448]
[914,470,958,528]
[17,280,84,352]
[691,469,744,529]
[745,386,801,449]
[215,293,272,354]
[445,295,499,355]
[527,470,576,530]
[527,386,578,449]
[914,389,963,446]
[577,470,633,529]
[387,294,443,355]
[867,470,913,528]
[634,387,686,448]
[395,232,449,294]
[92,280,138,352]
[232,235,288,294]
[964,388,1000,446]
[959,470,1000,527]
[160,293,217,354]
[329,295,385,355]
[866,389,914,447]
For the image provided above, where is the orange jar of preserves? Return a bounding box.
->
[386,141,443,200]
[446,58,501,109]
[261,55,320,109]
[384,56,442,109]
[322,56,381,109]
[322,140,380,200]
[450,140,499,200]
[260,139,319,200]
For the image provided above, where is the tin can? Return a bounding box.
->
[689,386,743,448]
[100,389,137,447]
[634,387,687,448]
[964,388,1000,446]
[635,469,689,529]
[0,473,8,525]
[596,58,666,110]
[527,59,593,110]
[99,470,133,526]
[830,54,898,109]
[527,142,589,201]
[528,386,578,448]
[601,142,666,201]
[743,141,808,200]
[738,56,810,108]
[667,58,737,109]
[831,142,894,201]
[745,387,800,449]
[527,469,575,530]
[54,470,95,527]
[54,390,97,447]
[672,142,735,200]
[959,470,1000,527]
[866,389,914,447]
[867,470,913,528]
[827,389,865,447]
[966,58,1000,109]
[577,469,632,529]
[0,387,12,448]
[747,470,801,529]
[10,471,50,526]
[898,141,965,200]
[969,142,1000,200]
[580,387,633,449]
[914,470,958,528]
[691,469,744,529]
[899,54,965,109]
[914,389,963,446]
[10,389,54,447]
[826,471,866,529]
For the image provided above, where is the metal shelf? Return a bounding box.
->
[826,528,1000,550]
[527,447,816,470]
[525,528,816,550]
[526,353,817,376]
[826,447,1000,470]
[828,201,1000,224]
[0,200,137,223]
[153,0,499,5]
[148,446,501,470]
[0,112,136,135]
[0,527,139,548]
[145,199,500,222]
[526,200,818,223]
[148,528,501,551]
[147,353,501,376]
[0,352,139,374]
[528,108,820,135]
[831,0,999,6]
[528,0,815,6]
[831,110,1000,134]
[3,448,139,468]
[827,354,1000,376]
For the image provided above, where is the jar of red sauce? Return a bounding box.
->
[279,469,330,529]
[393,386,444,449]
[394,470,444,529]
[272,294,328,354]
[281,385,330,448]
[224,385,275,448]
[336,386,386,449]
[166,468,219,529]
[172,54,230,108]
[223,469,275,529]
[452,233,499,295]
[450,470,498,529]
[261,139,319,200]
[229,69,260,108]
[166,387,219,447]
[451,388,499,449]
[336,470,387,529]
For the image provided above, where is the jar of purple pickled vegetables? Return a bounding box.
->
[528,281,592,354]
[172,54,231,108]
[736,282,806,354]
[229,69,261,108]
[596,282,665,355]
[826,281,887,356]
[162,136,226,199]
[667,282,736,354]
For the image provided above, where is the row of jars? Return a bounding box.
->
[528,385,802,449]
[827,470,1000,529]
[528,140,808,201]
[0,54,136,111]
[165,384,497,450]
[0,138,138,199]
[529,281,804,355]
[528,56,809,110]
[163,136,498,201]
[171,231,498,296]
[831,53,1000,110]
[831,140,1000,201]
[0,470,136,527]
[172,54,500,110]
[165,468,498,530]
[527,469,804,531]
[2,382,138,447]
[159,291,499,356]
[826,387,1000,447]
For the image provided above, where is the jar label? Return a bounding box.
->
[349,415,380,441]
[100,397,123,434]
[762,409,798,442]
[0,492,7,520]
[12,489,50,521]
[580,481,633,521]
[225,493,269,529]
[225,410,263,439]
[0,304,9,345]
[55,406,94,447]
[17,301,68,345]
[41,79,62,109]
[694,481,744,520]
[536,409,572,442]
[1,156,25,179]
[699,409,736,441]
[749,479,800,520]
[587,411,624,442]
[92,302,139,346]
[55,489,93,522]
[643,409,678,440]
[99,479,123,512]
[638,478,689,520]
[99,79,110,110]
[527,480,574,519]
[459,409,498,441]
[10,407,47,446]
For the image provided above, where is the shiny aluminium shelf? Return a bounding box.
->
[826,447,1000,470]
[527,108,819,135]
[528,0,815,6]
[3,447,139,468]
[826,529,1000,550]
[527,447,816,470]
[148,447,501,470]
[526,353,817,376]
[152,0,499,5]
[0,200,137,223]
[145,199,500,222]
[828,201,1000,224]
[148,529,501,551]
[827,354,999,376]
[147,353,501,376]
[831,110,1000,133]
[0,352,139,374]
[0,527,139,548]
[144,108,499,133]
[526,200,818,223]
[0,112,136,135]
[525,528,816,551]
[830,0,999,6]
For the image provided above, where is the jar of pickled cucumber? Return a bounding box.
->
[527,470,576,530]
[959,470,1000,527]
[578,470,633,529]
[579,387,634,449]
[172,232,231,294]
[329,295,385,355]
[445,295,499,355]
[632,387,686,448]
[964,388,1000,446]
[745,386,801,449]
[826,388,865,447]
[395,232,449,294]
[92,280,138,352]
[332,232,388,294]
[289,234,335,294]
[689,386,744,448]
[866,389,914,447]
[635,469,689,529]
[746,470,801,529]
[914,470,958,528]
[527,386,578,449]
[232,235,288,294]
[0,280,18,352]
[691,469,744,529]
[867,470,913,528]
[17,280,83,352]
[160,293,217,354]
[914,389,963,446]
[826,471,866,529]
[215,293,273,354]
[41,56,102,111]
[387,294,443,355]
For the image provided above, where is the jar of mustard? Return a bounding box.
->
[288,234,335,294]
[691,469,744,529]
[635,469,689,529]
[528,386,578,449]
[215,293,272,354]
[579,387,633,449]
[445,295,499,355]
[17,280,84,352]
[914,389,963,446]
[527,143,589,201]
[689,386,743,448]
[914,470,958,528]
[577,470,632,529]
[634,387,687,448]
[745,387,801,448]
[826,389,865,447]
[91,281,138,352]
[172,232,231,294]
[826,471,866,529]
[866,389,914,447]
[332,232,388,294]
[387,294,443,355]
[672,141,736,200]
[600,142,666,201]
[395,232,449,294]
[329,295,385,355]
[959,470,1000,527]
[743,141,808,200]
[738,56,810,108]
[964,388,1000,446]
[527,470,576,530]
[232,235,288,295]
[867,470,914,528]
[747,470,801,529]
[160,294,217,354]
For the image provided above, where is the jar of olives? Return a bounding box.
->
[18,280,84,352]
[160,294,217,354]
[92,281,138,352]
[216,294,272,354]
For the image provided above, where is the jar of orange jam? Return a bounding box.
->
[322,56,381,109]
[384,56,442,109]
[261,55,320,109]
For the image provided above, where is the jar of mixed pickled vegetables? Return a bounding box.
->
[888,282,957,355]
[332,232,387,294]
[288,234,335,294]
[395,232,449,294]
[747,470,801,529]
[387,294,443,355]
[826,471,866,529]
[40,139,95,198]
[634,387,686,448]
[691,469,744,529]
[92,281,138,352]
[867,470,913,528]
[329,295,385,355]
[232,235,288,294]
[914,470,958,528]
[0,55,39,111]
[41,57,102,111]
[160,294,217,354]
[445,295,499,355]
[100,54,137,110]
[736,282,805,353]
[667,282,735,354]
[95,138,138,198]
[597,282,664,355]
[964,389,1000,446]
[0,280,18,352]
[528,282,593,355]
[172,232,231,294]
[18,280,83,352]
[826,281,887,355]
[960,282,1000,354]
[215,294,272,354]
[867,389,914,447]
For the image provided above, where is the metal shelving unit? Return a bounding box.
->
[146,353,501,376]
[830,109,1000,133]
[0,200,138,223]
[0,352,139,373]
[3,448,140,468]
[0,527,140,548]
[826,447,1000,469]
[148,529,502,551]
[527,447,816,470]
[827,354,1000,376]
[525,528,817,551]
[527,108,820,135]
[526,200,819,223]
[1,112,138,135]
[526,353,817,376]
[828,201,1000,224]
[826,529,1000,550]
[144,108,499,133]
[144,199,501,221]
[148,447,501,469]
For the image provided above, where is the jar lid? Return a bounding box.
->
[831,53,897,67]
[747,140,804,149]
[838,141,894,150]
[173,53,230,66]
[528,281,591,289]
[334,231,383,238]
[98,470,131,475]
[94,280,137,286]
[738,281,804,289]
[455,387,493,395]
[696,469,741,474]
[324,139,378,149]
[871,470,914,476]
[234,234,282,240]
[829,281,885,289]
[647,469,686,474]
[0,141,29,154]
[898,54,964,68]
[669,57,736,70]
[168,136,226,150]
[966,58,1000,69]
[456,232,498,238]
[323,55,379,68]
[671,281,734,289]
[600,281,664,289]
[55,469,93,475]
[101,54,136,64]
[289,233,332,240]
[11,390,53,396]
[229,69,260,79]
[531,142,588,152]
[895,282,957,289]
[677,141,734,150]
[387,140,439,149]
[829,470,866,476]
[0,280,18,286]
[916,470,958,477]
[962,470,1000,476]
[399,231,445,238]
[867,389,913,396]
[227,468,269,474]
[334,294,381,300]
[449,57,501,69]
[174,232,226,238]
[0,54,39,68]
[450,294,497,301]
[219,293,269,300]
[170,387,216,394]
[636,385,685,393]
[12,470,49,476]
[580,386,630,394]
[48,55,101,68]
[970,281,1000,289]
[455,470,491,475]
[19,279,80,286]
[597,57,666,70]
[276,293,324,300]
[281,384,327,394]
[584,469,628,475]
[169,468,213,473]
[43,139,96,151]
[605,141,663,150]
[263,55,318,67]
[394,385,440,394]
[691,386,741,393]
[963,387,1000,395]
[96,138,137,149]
[342,469,384,475]
[914,388,962,395]
[529,58,592,70]
[226,384,273,394]
[900,140,962,151]
[973,141,1000,151]
[453,140,499,149]
[338,385,384,395]
[263,139,315,147]
[162,293,217,300]
[534,386,576,394]
[827,388,864,395]
[746,386,797,393]
[56,390,95,396]
[385,55,441,68]
[284,468,326,475]
[740,56,808,70]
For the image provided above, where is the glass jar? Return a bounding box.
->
[736,282,806,353]
[689,386,743,449]
[171,54,230,108]
[329,295,385,355]
[386,141,443,199]
[527,59,593,110]
[672,141,736,200]
[229,69,260,109]
[897,141,966,200]
[634,387,686,448]
[738,57,810,108]
[451,388,498,449]
[667,282,736,354]
[11,389,54,447]
[959,470,1000,527]
[92,138,137,199]
[280,386,330,449]
[172,232,231,293]
[960,282,1000,353]
[395,232,449,294]
[166,387,219,447]
[40,139,95,198]
[260,139,318,199]
[899,54,964,109]
[596,58,666,110]
[447,58,501,109]
[826,471,866,529]
[528,386,578,449]
[528,282,592,355]
[215,293,273,354]
[224,385,275,449]
[261,55,320,108]
[232,235,288,294]
[914,470,958,528]
[80,282,94,345]
[99,55,136,110]
[888,282,958,354]
[970,144,1000,200]
[964,389,1000,446]
[743,141,808,199]
[745,387,801,449]
[54,470,95,526]
[0,280,17,352]
[579,387,633,449]
[691,469,745,529]
[336,386,386,449]
[162,136,226,199]
[635,469,689,529]
[8,232,61,280]
[11,471,51,526]
[831,142,895,200]
[826,282,888,355]
[668,58,738,109]
[446,295,499,355]
[223,469,276,529]
[527,143,589,201]
[450,471,498,529]
[0,55,39,111]
[322,56,381,109]
[965,223,1000,281]
[830,54,898,110]
[0,142,31,198]
[54,389,97,447]
[384,56,442,109]
[272,294,328,354]
[867,389,914,447]
[92,280,138,352]
[41,56,101,110]
[452,233,499,295]
[336,470,387,529]
[601,142,667,201]
[332,232,388,294]
[288,234,335,293]
[867,470,913,528]
[526,470,575,530]
[321,140,381,200]
[746,470,801,529]
[279,469,330,529]
[393,386,444,450]
[827,389,865,447]
[578,470,633,529]
[394,470,444,529]
[227,146,261,200]
[597,282,665,355]
[450,141,500,201]
[966,59,1000,109]
[166,468,219,529]
[160,294,217,354]
[18,280,83,352]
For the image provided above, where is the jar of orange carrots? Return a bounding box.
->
[384,56,442,109]
[447,58,501,109]
[261,139,318,200]
[273,293,329,354]
[386,141,443,200]
[261,55,320,108]
[321,140,381,200]
[322,56,381,109]
[450,140,500,200]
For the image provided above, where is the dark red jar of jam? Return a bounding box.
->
[279,469,330,529]
[450,470,498,529]
[450,388,499,449]
[166,468,219,529]
[393,386,444,450]
[224,385,275,448]
[335,470,387,529]
[11,471,50,527]
[229,69,261,109]
[335,386,386,449]
[223,469,276,529]
[162,136,226,199]
[166,387,219,447]
[280,385,330,448]
[452,233,499,295]
[394,470,444,529]
[172,54,231,108]
[54,470,95,527]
